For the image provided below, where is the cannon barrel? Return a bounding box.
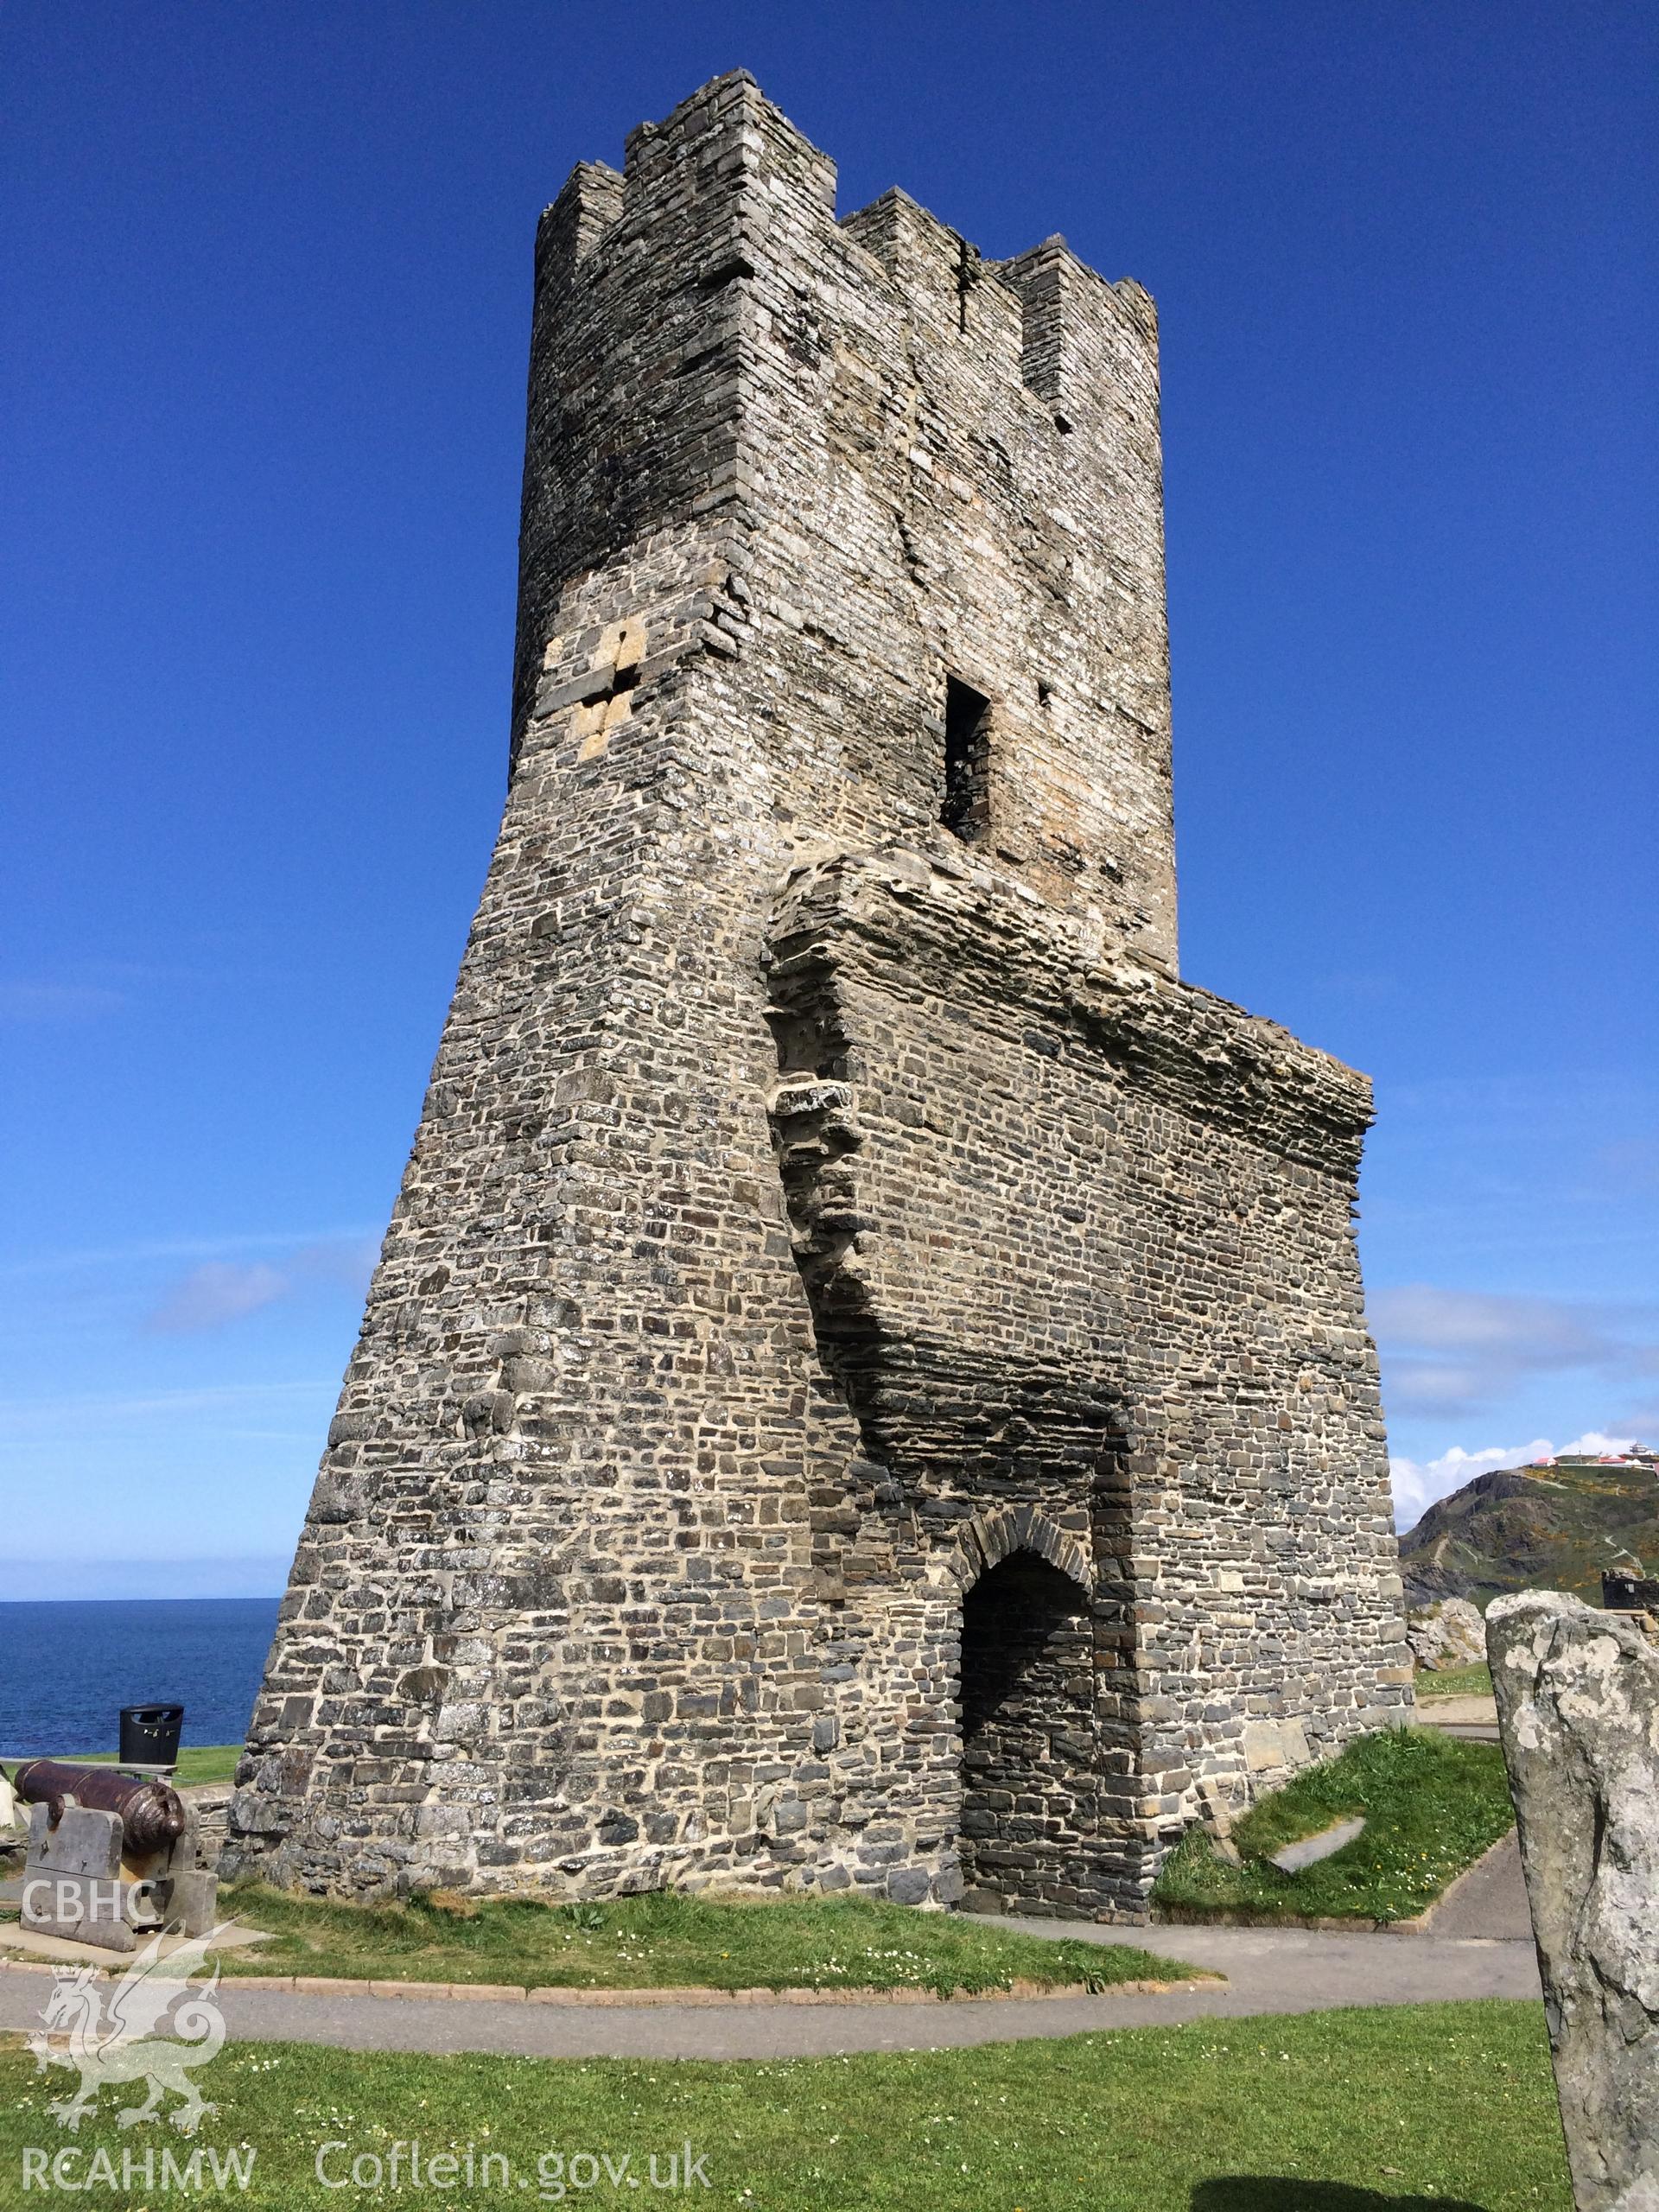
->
[12,1759,187,1853]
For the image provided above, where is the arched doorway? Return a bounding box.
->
[958,1548,1095,1915]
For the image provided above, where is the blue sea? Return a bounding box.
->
[0,1599,279,1760]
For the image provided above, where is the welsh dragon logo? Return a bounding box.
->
[29,1929,226,2135]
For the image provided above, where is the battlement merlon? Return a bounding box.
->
[534,161,624,275]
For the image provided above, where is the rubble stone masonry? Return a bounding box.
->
[226,73,1411,1918]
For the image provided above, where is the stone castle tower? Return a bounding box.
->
[226,73,1411,1918]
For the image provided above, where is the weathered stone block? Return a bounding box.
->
[1408,1595,1486,1672]
[28,1802,121,1878]
[1489,1590,1659,2212]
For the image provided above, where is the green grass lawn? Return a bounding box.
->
[0,2001,1570,2209]
[213,1883,1192,1996]
[1153,1727,1516,1924]
[1414,1662,1494,1700]
[59,1745,242,1785]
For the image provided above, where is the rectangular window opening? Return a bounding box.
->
[942,677,992,842]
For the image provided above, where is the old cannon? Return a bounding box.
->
[11,1758,218,1953]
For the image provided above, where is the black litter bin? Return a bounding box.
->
[119,1703,184,1767]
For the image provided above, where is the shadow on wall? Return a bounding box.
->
[1191,2186,1484,2212]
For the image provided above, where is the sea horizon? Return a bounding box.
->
[0,1593,284,1605]
[0,1594,280,1759]
[9,1554,290,1605]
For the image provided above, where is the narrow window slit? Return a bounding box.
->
[942,677,992,841]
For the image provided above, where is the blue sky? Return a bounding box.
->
[4,3,1654,1598]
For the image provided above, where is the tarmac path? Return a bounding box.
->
[3,1710,1533,2061]
[0,1855,1539,2062]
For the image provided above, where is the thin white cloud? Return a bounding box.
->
[0,1225,383,1281]
[1371,1285,1616,1363]
[0,1380,332,1435]
[293,1237,379,1293]
[145,1261,290,1332]
[0,979,129,1020]
[1385,1360,1500,1409]
[1372,1283,1658,1419]
[140,1236,378,1334]
[1559,1430,1648,1456]
[14,1554,289,1600]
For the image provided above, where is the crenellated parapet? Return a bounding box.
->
[512,70,1177,963]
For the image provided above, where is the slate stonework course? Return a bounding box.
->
[225,73,1411,1920]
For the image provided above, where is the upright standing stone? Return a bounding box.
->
[1488,1590,1659,2212]
[1407,1595,1486,1672]
[224,72,1410,1917]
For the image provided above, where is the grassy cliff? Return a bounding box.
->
[1402,1455,1659,1608]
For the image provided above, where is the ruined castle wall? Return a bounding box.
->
[726,102,1177,963]
[228,71,1408,1917]
[230,79,887,1902]
[765,846,1408,1901]
[230,75,1049,1910]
